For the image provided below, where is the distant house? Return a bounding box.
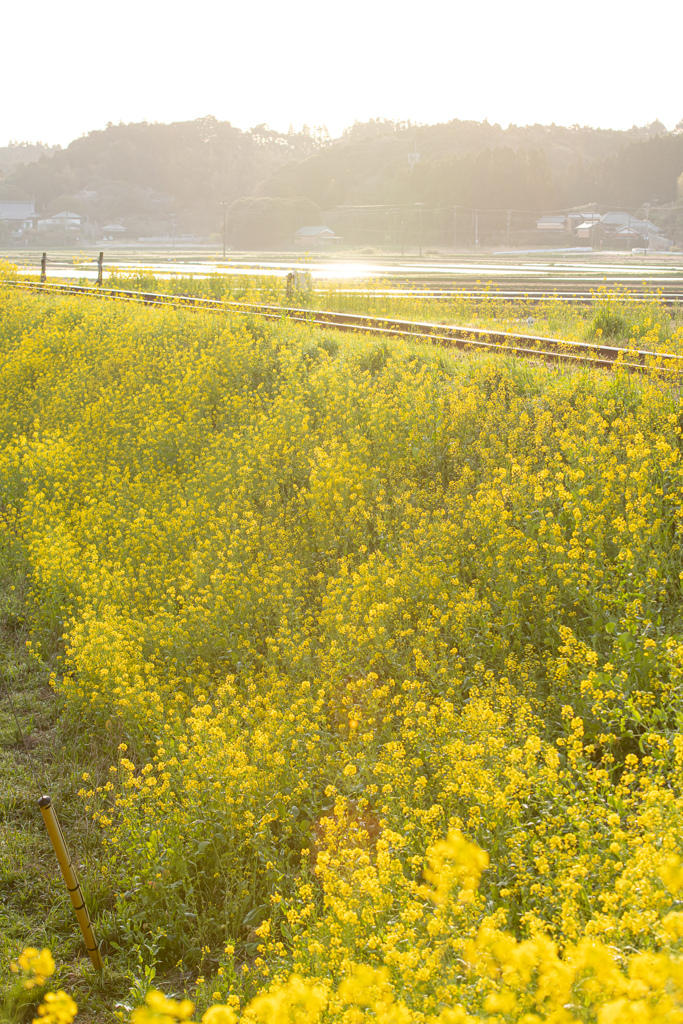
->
[533,209,672,250]
[571,212,671,250]
[294,225,342,249]
[535,211,601,238]
[575,220,602,239]
[0,200,36,233]
[597,212,671,250]
[38,210,82,230]
[599,212,633,230]
[611,223,642,244]
[613,221,671,251]
[575,213,610,240]
[536,214,567,231]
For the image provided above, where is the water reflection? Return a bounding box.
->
[4,248,683,287]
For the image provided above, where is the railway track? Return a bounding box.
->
[333,286,683,306]
[5,277,683,377]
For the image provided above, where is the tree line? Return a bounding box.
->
[1,116,681,246]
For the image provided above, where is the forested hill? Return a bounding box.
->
[0,117,321,234]
[0,142,60,179]
[258,118,683,211]
[1,115,682,241]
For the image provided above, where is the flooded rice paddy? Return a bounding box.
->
[2,247,683,298]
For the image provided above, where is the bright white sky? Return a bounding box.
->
[2,0,681,146]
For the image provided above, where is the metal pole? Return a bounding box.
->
[38,796,104,970]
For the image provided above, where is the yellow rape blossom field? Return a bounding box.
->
[3,275,683,1022]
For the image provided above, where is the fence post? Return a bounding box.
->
[38,795,104,970]
[40,253,47,284]
[97,251,104,287]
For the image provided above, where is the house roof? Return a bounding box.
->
[613,222,670,242]
[0,200,35,220]
[294,225,334,236]
[537,215,565,224]
[612,218,659,234]
[600,212,632,226]
[51,210,82,220]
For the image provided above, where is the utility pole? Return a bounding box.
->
[474,210,479,248]
[416,203,424,256]
[507,209,511,248]
[644,202,650,256]
[452,206,457,251]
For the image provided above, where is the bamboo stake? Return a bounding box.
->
[38,796,104,970]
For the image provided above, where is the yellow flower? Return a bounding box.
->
[12,948,56,990]
[659,855,683,894]
[132,990,195,1024]
[32,990,78,1024]
[201,1008,237,1024]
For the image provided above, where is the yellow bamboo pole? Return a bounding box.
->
[38,795,104,970]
